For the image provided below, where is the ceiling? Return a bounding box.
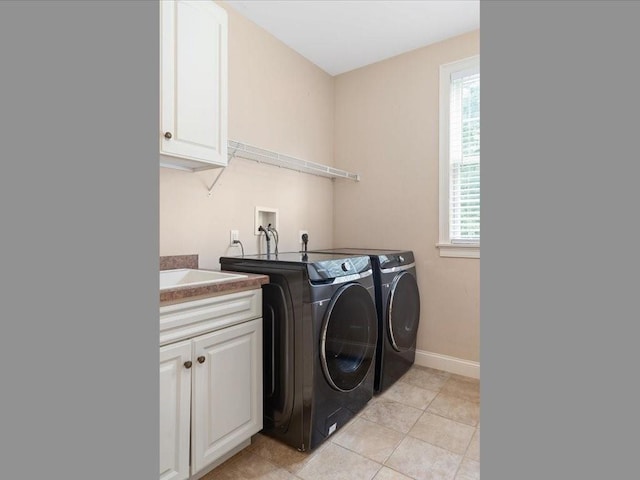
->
[225,0,480,76]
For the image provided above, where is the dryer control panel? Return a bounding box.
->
[379,251,415,271]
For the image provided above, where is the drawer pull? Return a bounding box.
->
[184,361,192,369]
[197,356,206,364]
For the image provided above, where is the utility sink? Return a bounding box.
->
[160,268,248,291]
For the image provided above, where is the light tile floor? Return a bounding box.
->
[202,365,480,480]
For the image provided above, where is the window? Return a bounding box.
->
[438,55,480,258]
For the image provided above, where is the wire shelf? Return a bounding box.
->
[227,140,360,181]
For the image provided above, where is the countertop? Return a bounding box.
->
[160,254,269,306]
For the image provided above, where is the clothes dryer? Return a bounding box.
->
[307,249,420,393]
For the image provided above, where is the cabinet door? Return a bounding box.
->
[160,341,192,480]
[160,0,228,170]
[191,319,263,475]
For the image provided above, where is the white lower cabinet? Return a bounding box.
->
[192,320,263,473]
[160,341,192,480]
[159,290,263,480]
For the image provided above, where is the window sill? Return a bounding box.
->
[437,243,480,259]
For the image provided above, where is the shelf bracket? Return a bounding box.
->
[206,162,229,197]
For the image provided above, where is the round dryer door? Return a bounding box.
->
[320,283,377,392]
[387,271,421,352]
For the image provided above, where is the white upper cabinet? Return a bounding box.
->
[160,0,228,171]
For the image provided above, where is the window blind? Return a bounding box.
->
[449,68,480,243]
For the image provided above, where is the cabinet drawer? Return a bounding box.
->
[160,289,261,346]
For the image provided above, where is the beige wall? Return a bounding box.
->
[333,31,480,362]
[160,3,480,364]
[160,1,335,268]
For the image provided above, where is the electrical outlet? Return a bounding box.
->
[299,230,309,249]
[230,230,239,246]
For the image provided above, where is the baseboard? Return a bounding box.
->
[414,349,480,379]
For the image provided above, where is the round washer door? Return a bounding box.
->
[387,271,420,352]
[320,283,377,392]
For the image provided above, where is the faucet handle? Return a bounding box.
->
[258,225,271,241]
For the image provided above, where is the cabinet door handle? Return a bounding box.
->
[197,356,206,364]
[184,361,192,369]
[164,131,172,139]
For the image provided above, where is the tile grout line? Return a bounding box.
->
[462,426,480,461]
[232,449,296,478]
[426,403,479,426]
[378,384,439,477]
[328,420,394,469]
[375,370,445,472]
[303,441,384,480]
[382,464,420,480]
[404,415,476,457]
[377,369,479,479]
[221,365,476,480]
[326,388,434,480]
[248,434,327,477]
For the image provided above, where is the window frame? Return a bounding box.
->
[438,55,480,259]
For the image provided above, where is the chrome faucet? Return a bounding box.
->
[258,225,271,255]
[267,224,279,255]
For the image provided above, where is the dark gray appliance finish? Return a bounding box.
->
[219,252,378,451]
[306,249,420,393]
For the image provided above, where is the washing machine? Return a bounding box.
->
[307,249,420,393]
[219,252,378,451]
